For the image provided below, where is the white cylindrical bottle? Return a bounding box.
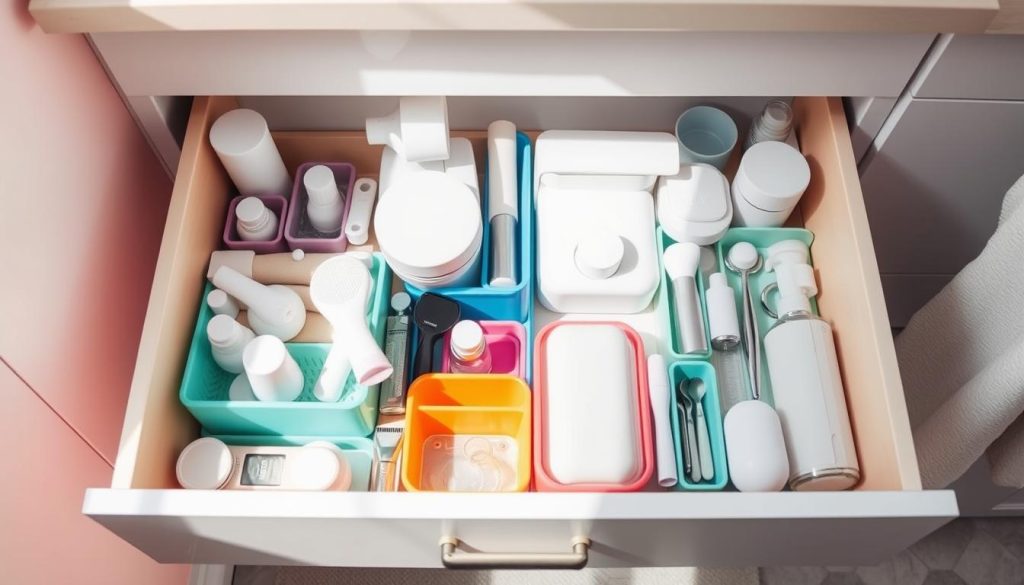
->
[706,272,741,350]
[303,165,345,233]
[243,335,304,402]
[235,197,279,242]
[449,320,492,374]
[762,240,859,491]
[207,315,256,374]
[209,109,292,196]
[207,289,240,318]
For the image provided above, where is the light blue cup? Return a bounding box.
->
[674,106,738,172]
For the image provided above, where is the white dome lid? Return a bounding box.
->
[176,437,233,490]
[375,171,482,279]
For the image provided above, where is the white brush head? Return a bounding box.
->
[309,255,372,322]
[663,242,702,281]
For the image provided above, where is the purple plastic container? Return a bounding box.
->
[440,320,528,379]
[222,194,289,253]
[286,162,356,253]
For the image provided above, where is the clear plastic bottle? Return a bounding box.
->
[448,320,493,374]
[745,99,794,150]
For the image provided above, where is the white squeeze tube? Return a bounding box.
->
[487,121,519,288]
[647,354,678,487]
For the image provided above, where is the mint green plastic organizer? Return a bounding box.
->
[715,227,815,406]
[208,434,374,491]
[179,253,392,438]
[656,228,712,361]
[667,360,728,491]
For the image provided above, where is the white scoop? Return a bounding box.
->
[310,255,393,402]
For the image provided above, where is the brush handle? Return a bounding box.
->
[672,275,709,355]
[696,402,714,481]
[414,331,440,379]
[315,343,352,402]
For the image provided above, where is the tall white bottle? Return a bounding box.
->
[303,165,345,233]
[762,240,860,491]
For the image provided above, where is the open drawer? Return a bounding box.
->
[84,95,957,568]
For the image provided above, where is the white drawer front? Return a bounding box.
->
[85,490,956,567]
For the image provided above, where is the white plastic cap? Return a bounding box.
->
[303,165,341,207]
[451,320,486,361]
[207,314,243,347]
[236,197,269,229]
[663,242,702,281]
[207,289,240,318]
[176,437,233,490]
[574,230,624,280]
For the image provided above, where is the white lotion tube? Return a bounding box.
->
[647,355,678,488]
[487,121,519,288]
[209,109,292,197]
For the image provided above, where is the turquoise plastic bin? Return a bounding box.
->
[406,132,533,324]
[667,360,728,491]
[715,227,816,406]
[179,253,392,438]
[207,434,375,491]
[656,228,713,361]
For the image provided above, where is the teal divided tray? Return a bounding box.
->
[715,227,816,406]
[208,434,374,491]
[406,132,533,324]
[179,253,392,437]
[656,228,713,361]
[667,360,728,491]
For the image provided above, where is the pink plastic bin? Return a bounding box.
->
[440,321,527,379]
[532,321,654,492]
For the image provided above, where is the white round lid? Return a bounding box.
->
[209,109,270,156]
[735,141,810,212]
[574,230,624,280]
[374,171,482,279]
[207,314,239,346]
[451,320,486,359]
[236,197,267,223]
[291,446,343,491]
[228,373,257,401]
[176,437,233,490]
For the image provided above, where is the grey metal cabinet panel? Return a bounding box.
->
[860,98,1024,275]
[914,35,1024,101]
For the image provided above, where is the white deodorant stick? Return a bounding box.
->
[243,335,305,402]
[706,272,741,350]
[209,109,292,197]
[303,165,345,234]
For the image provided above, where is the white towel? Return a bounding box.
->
[897,173,1024,489]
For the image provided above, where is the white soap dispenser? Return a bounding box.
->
[762,240,860,491]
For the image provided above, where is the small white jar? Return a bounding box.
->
[235,197,279,241]
[731,141,810,228]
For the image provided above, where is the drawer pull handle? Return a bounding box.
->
[440,537,590,570]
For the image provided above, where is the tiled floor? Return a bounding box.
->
[760,518,1024,585]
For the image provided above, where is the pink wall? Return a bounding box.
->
[0,2,172,463]
[0,3,187,583]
